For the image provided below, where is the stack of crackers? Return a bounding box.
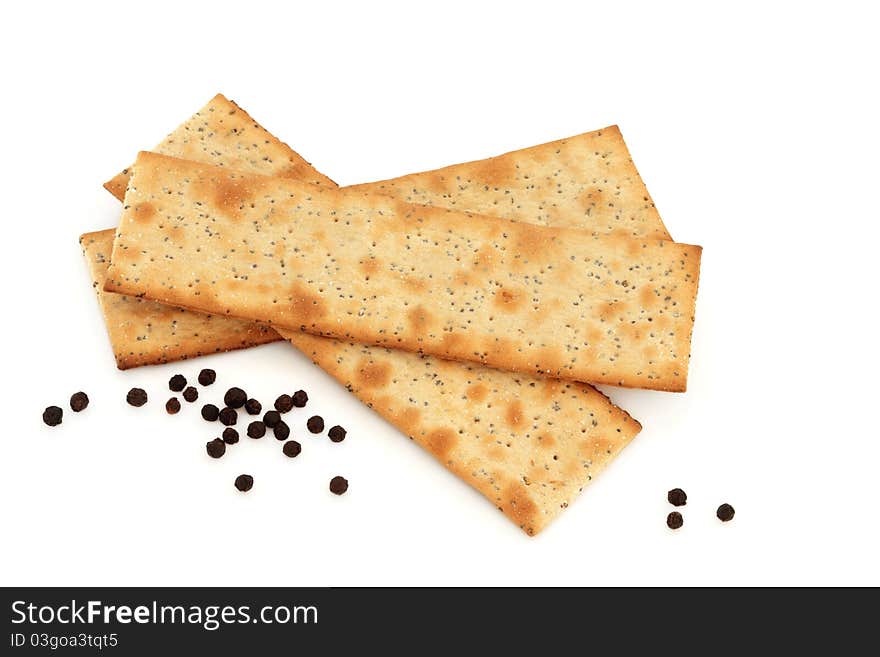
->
[81,94,702,536]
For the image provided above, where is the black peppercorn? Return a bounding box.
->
[329,476,349,495]
[282,440,302,458]
[201,404,220,421]
[274,394,294,413]
[307,416,324,434]
[206,438,226,459]
[42,406,63,427]
[69,392,89,412]
[168,374,186,392]
[291,390,308,408]
[244,398,262,415]
[165,398,181,414]
[273,421,290,441]
[126,388,148,407]
[667,488,687,507]
[247,421,266,439]
[667,512,684,530]
[263,410,281,428]
[717,503,735,522]
[328,425,347,443]
[223,387,247,408]
[198,369,216,386]
[219,407,238,426]
[235,474,254,492]
[222,427,239,445]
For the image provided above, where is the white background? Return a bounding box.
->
[1,1,878,586]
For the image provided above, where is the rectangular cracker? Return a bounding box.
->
[279,329,640,535]
[105,152,702,391]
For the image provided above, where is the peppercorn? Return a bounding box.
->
[126,388,148,407]
[182,386,198,403]
[282,440,302,458]
[667,488,687,507]
[244,398,262,415]
[69,392,89,412]
[206,438,226,459]
[717,504,735,522]
[328,425,347,443]
[247,421,266,439]
[667,512,684,530]
[42,406,63,426]
[165,398,181,414]
[168,374,186,392]
[234,474,254,492]
[329,476,349,495]
[291,390,308,408]
[219,407,238,426]
[307,416,324,434]
[223,387,247,409]
[263,410,281,428]
[198,369,216,386]
[222,427,239,445]
[273,421,290,441]
[201,404,220,421]
[274,394,294,413]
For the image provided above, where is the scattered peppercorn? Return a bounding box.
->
[168,374,186,392]
[219,407,238,426]
[263,410,281,428]
[244,398,262,415]
[198,369,216,386]
[42,406,63,427]
[273,421,290,441]
[292,390,308,408]
[274,394,294,413]
[222,427,239,444]
[667,488,687,507]
[282,440,302,458]
[126,388,148,407]
[717,503,735,522]
[206,438,226,459]
[182,386,199,403]
[666,512,684,530]
[165,398,181,414]
[234,474,254,492]
[329,476,348,495]
[69,392,89,412]
[328,425,347,443]
[307,416,325,434]
[247,421,266,439]
[224,387,247,408]
[201,404,220,421]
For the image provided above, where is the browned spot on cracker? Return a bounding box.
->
[598,300,622,322]
[640,286,657,307]
[425,428,457,460]
[403,276,427,291]
[360,258,381,276]
[505,400,525,428]
[473,155,515,188]
[212,175,259,217]
[355,358,391,389]
[494,286,523,312]
[397,407,422,434]
[466,383,488,402]
[502,483,538,530]
[538,433,556,449]
[407,305,433,332]
[133,202,156,223]
[289,282,327,325]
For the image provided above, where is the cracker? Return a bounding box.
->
[279,329,640,534]
[104,93,335,200]
[349,125,671,240]
[80,229,277,368]
[106,152,701,391]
